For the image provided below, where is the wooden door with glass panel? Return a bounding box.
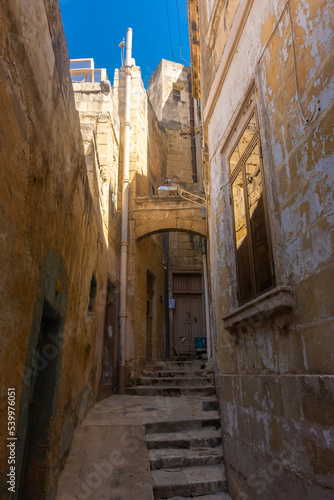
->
[229,109,275,305]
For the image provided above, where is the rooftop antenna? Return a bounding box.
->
[119,38,125,67]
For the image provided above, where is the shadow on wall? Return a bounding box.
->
[16,249,68,499]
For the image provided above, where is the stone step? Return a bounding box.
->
[142,370,189,377]
[168,494,232,500]
[163,360,206,370]
[203,400,219,412]
[145,415,220,434]
[146,427,222,450]
[151,464,226,499]
[143,370,211,379]
[149,446,223,469]
[139,376,213,387]
[125,385,216,397]
[146,364,165,371]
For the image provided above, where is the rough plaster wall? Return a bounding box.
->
[202,0,334,497]
[199,0,241,108]
[0,0,109,496]
[258,0,334,376]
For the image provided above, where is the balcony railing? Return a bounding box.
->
[70,58,108,83]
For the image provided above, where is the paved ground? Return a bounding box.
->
[56,394,220,500]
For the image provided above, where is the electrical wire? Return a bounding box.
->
[176,0,190,65]
[176,0,182,49]
[180,47,190,66]
[287,0,316,124]
[165,0,186,64]
[165,0,176,62]
[212,0,320,199]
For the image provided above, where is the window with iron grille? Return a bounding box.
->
[229,108,275,305]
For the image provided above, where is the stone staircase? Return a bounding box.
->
[125,360,216,397]
[140,360,231,500]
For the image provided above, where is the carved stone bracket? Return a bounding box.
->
[222,285,294,331]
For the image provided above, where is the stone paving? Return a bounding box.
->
[56,394,221,500]
[56,361,231,500]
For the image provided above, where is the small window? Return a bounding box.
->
[87,274,97,318]
[173,84,185,102]
[229,109,275,305]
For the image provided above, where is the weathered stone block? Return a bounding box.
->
[301,375,334,428]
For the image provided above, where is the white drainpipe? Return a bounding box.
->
[118,28,132,394]
[202,240,212,360]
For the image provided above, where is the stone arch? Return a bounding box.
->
[131,199,207,241]
[136,223,207,241]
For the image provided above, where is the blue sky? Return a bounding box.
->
[59,0,190,88]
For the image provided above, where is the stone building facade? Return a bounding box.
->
[188,0,334,498]
[0,2,207,497]
[114,63,167,382]
[0,2,117,498]
[148,60,208,358]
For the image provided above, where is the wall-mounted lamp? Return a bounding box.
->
[157,183,206,208]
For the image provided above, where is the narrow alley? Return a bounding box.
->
[0,1,333,500]
[57,360,231,499]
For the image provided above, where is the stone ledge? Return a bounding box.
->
[72,82,103,92]
[135,193,205,205]
[222,286,294,331]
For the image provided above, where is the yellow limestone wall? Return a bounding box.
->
[0,1,118,497]
[192,0,334,497]
[114,65,167,381]
[148,59,206,356]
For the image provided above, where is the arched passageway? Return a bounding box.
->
[131,196,207,241]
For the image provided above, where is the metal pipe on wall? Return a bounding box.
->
[164,232,170,360]
[202,238,212,360]
[118,27,132,394]
[188,72,198,183]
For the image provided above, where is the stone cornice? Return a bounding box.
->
[205,0,227,49]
